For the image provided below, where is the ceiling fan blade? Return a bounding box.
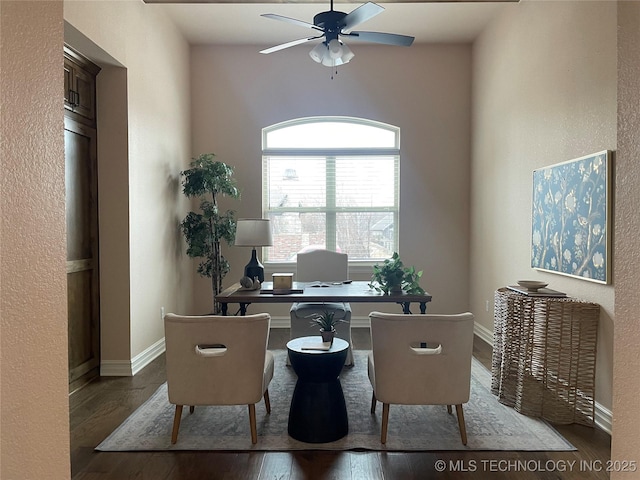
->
[340,2,384,32]
[346,31,415,47]
[261,14,323,32]
[260,36,322,55]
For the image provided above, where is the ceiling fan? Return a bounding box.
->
[259,0,415,68]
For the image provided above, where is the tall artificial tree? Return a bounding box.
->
[180,153,240,313]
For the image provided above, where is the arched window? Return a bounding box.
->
[262,117,400,262]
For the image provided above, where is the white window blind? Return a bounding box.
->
[262,117,400,262]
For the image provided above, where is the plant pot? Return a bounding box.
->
[320,329,336,344]
[388,284,403,294]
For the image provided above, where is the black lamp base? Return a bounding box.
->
[244,248,265,283]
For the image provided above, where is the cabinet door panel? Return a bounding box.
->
[73,65,96,120]
[65,117,100,389]
[65,128,93,261]
[64,62,73,109]
[67,268,98,379]
[64,49,99,122]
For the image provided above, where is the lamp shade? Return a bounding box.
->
[235,219,273,247]
[309,42,326,64]
[310,40,354,68]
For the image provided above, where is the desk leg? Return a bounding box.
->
[420,302,427,314]
[221,303,228,316]
[240,303,249,316]
[398,302,412,314]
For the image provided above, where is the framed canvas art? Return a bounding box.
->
[531,150,611,284]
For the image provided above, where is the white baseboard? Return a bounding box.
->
[100,337,166,377]
[269,316,291,329]
[474,321,494,345]
[473,323,612,434]
[595,403,612,435]
[132,337,166,375]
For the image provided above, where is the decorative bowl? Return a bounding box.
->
[517,280,549,292]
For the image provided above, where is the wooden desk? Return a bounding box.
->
[216,281,433,316]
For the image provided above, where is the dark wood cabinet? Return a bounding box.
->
[64,46,101,392]
[64,47,99,124]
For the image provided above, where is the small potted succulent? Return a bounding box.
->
[369,252,425,295]
[308,309,343,344]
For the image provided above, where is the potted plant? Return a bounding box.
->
[308,309,343,344]
[180,153,240,314]
[369,252,425,295]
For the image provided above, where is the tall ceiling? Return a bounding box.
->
[146,1,514,46]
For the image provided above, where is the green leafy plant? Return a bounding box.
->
[369,252,425,295]
[180,153,240,313]
[308,309,343,332]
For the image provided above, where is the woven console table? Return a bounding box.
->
[491,288,599,426]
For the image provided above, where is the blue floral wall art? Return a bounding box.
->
[531,150,611,284]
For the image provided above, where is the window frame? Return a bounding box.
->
[262,116,400,265]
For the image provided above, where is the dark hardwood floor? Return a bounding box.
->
[70,328,611,479]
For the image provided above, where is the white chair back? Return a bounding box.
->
[290,249,353,365]
[164,313,271,406]
[369,311,474,405]
[296,249,348,282]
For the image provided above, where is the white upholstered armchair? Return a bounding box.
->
[164,313,274,444]
[368,311,475,444]
[289,249,353,365]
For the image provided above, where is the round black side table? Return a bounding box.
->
[286,336,349,443]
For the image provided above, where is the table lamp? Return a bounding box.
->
[234,218,273,283]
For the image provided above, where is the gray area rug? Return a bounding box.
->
[97,350,574,451]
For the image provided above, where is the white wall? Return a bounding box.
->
[64,0,193,364]
[472,1,616,414]
[612,1,640,472]
[1,1,70,478]
[189,44,472,320]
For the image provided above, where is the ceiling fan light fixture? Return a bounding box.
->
[339,42,354,63]
[309,42,327,63]
[328,39,343,59]
[321,55,341,67]
[310,40,355,67]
